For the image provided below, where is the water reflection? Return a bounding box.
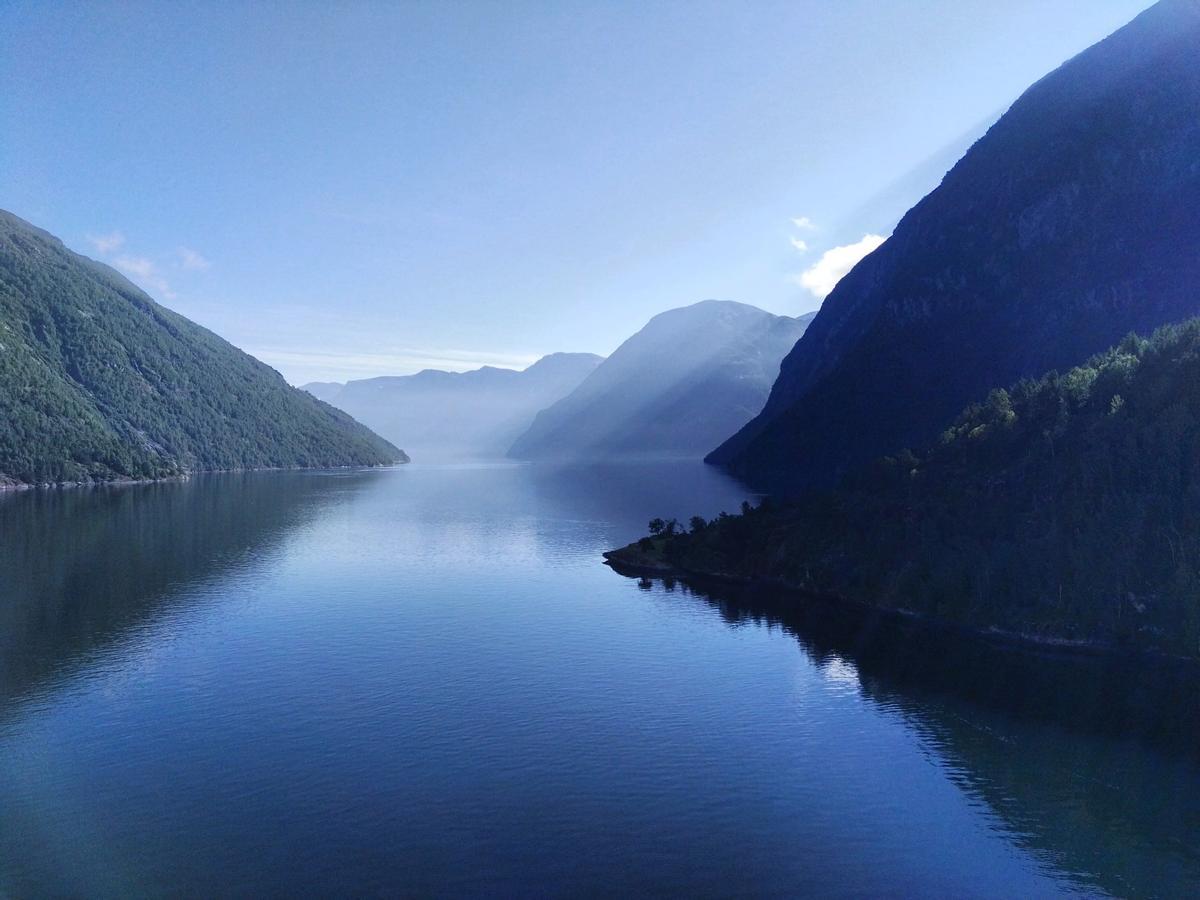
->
[612,568,1200,897]
[1,462,763,898]
[0,470,380,709]
[0,461,749,715]
[320,460,755,573]
[9,462,1190,896]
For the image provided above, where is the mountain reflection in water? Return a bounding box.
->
[614,569,1200,897]
[1,463,1196,898]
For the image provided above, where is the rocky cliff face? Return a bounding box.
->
[709,0,1200,491]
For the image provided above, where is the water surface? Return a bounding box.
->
[1,463,1197,897]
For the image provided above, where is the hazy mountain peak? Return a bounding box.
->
[303,352,604,461]
[508,301,814,461]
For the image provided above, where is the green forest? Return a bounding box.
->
[0,210,405,486]
[612,318,1200,659]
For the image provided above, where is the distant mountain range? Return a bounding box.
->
[709,0,1200,491]
[303,353,603,460]
[510,300,814,461]
[0,209,405,487]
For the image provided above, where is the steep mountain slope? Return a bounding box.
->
[710,0,1200,490]
[509,300,814,461]
[613,317,1200,660]
[0,209,405,486]
[303,352,603,460]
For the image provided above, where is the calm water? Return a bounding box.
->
[1,463,1198,898]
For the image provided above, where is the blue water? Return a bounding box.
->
[1,463,1197,897]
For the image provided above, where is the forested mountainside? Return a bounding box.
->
[0,209,405,486]
[304,352,602,460]
[709,0,1200,492]
[613,318,1200,659]
[510,301,813,461]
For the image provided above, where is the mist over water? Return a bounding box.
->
[1,464,1196,897]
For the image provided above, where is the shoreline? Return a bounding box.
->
[602,546,1200,668]
[0,460,409,494]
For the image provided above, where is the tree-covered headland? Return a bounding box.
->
[611,319,1200,659]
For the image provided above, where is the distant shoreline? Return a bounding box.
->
[0,461,408,493]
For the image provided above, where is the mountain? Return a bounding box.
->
[302,381,346,403]
[302,352,603,460]
[709,0,1200,491]
[611,317,1200,660]
[508,300,814,461]
[0,209,406,487]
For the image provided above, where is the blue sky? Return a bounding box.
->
[1,0,1152,384]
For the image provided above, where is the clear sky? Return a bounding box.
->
[1,0,1152,384]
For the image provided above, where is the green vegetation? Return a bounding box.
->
[614,319,1200,659]
[0,209,405,486]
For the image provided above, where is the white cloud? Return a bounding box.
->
[789,237,809,253]
[791,216,817,231]
[795,234,887,300]
[86,231,125,254]
[178,247,211,271]
[85,230,201,299]
[114,255,176,300]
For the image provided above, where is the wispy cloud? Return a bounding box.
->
[178,247,211,271]
[788,216,817,254]
[112,255,154,278]
[113,255,176,300]
[86,231,125,254]
[794,234,887,300]
[84,229,208,300]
